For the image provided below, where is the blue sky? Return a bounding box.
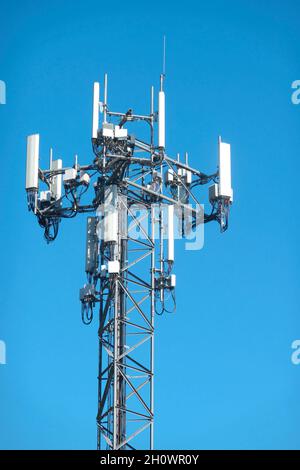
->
[1,0,300,449]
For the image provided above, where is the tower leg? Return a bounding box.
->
[97,196,155,450]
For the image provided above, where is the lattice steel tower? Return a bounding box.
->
[25,64,233,450]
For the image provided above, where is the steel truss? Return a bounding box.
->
[97,195,156,449]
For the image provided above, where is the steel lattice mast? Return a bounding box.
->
[25,69,233,450]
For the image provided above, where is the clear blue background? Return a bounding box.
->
[0,0,300,449]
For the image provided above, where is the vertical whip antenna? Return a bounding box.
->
[158,36,166,149]
[150,85,154,116]
[103,73,108,123]
[160,35,166,92]
[163,35,166,78]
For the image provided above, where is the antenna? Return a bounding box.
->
[158,87,165,149]
[92,82,100,139]
[162,35,166,79]
[103,73,108,124]
[158,36,166,149]
[159,35,166,92]
[150,85,154,116]
[218,136,233,201]
[162,34,166,78]
[167,204,174,262]
[26,134,39,191]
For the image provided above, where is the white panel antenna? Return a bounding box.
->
[26,134,40,190]
[218,138,233,201]
[104,185,118,243]
[167,204,174,262]
[158,89,165,149]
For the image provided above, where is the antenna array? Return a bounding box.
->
[25,66,233,449]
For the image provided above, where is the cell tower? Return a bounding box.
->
[25,63,233,450]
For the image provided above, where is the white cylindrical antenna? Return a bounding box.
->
[177,152,180,162]
[167,204,174,262]
[92,82,100,139]
[26,134,40,190]
[158,84,165,149]
[103,73,108,124]
[185,152,188,165]
[74,154,78,169]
